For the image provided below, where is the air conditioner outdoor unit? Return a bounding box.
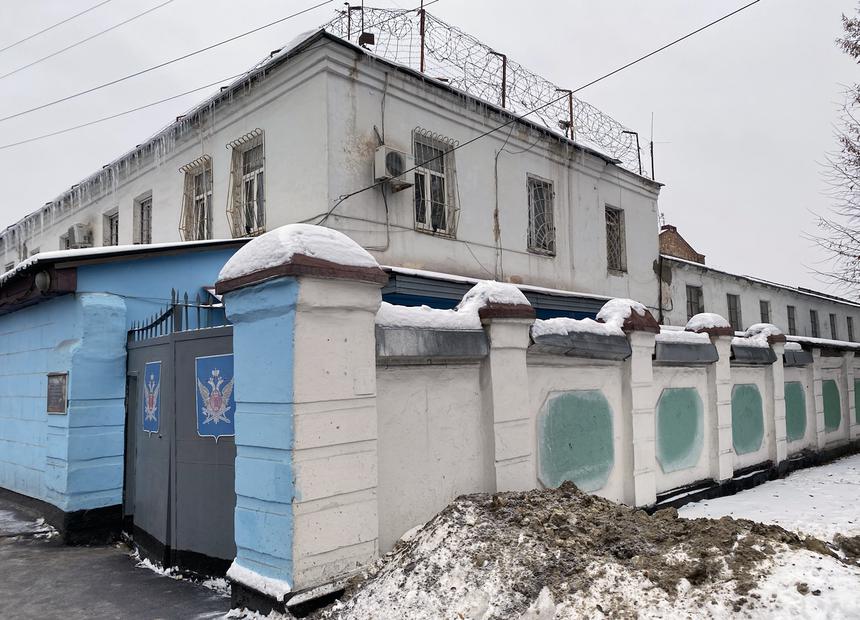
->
[374,146,414,192]
[68,223,93,249]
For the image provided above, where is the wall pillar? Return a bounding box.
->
[623,329,658,507]
[479,296,536,492]
[217,225,388,609]
[811,348,826,450]
[769,341,787,465]
[843,351,858,442]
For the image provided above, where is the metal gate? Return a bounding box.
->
[124,291,236,575]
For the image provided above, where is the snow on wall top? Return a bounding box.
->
[595,298,647,329]
[655,327,710,344]
[376,280,530,330]
[218,224,378,283]
[685,313,731,332]
[531,317,624,339]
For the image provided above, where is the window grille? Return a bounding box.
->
[107,213,119,246]
[226,130,265,237]
[180,156,213,241]
[727,294,742,331]
[137,196,152,244]
[759,300,771,324]
[686,285,704,320]
[810,309,820,338]
[413,130,457,235]
[787,305,797,336]
[830,313,839,340]
[605,206,626,272]
[848,316,855,342]
[527,176,555,255]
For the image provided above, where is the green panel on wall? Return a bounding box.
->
[656,387,703,473]
[784,382,806,443]
[731,384,764,455]
[855,380,860,425]
[823,379,842,433]
[538,390,614,492]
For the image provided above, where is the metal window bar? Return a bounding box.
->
[810,310,820,338]
[848,316,854,342]
[727,294,741,331]
[787,306,797,336]
[139,197,152,244]
[605,207,625,271]
[413,130,456,235]
[527,177,555,254]
[830,313,839,340]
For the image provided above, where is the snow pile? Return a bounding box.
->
[679,454,860,544]
[595,298,648,329]
[376,281,529,330]
[218,224,378,283]
[531,317,624,339]
[317,482,859,619]
[784,341,803,351]
[686,313,731,332]
[732,323,783,349]
[655,326,711,345]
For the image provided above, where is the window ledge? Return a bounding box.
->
[607,268,627,277]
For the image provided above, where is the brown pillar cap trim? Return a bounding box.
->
[216,253,389,295]
[688,326,734,337]
[614,309,660,334]
[767,333,787,344]
[478,302,536,321]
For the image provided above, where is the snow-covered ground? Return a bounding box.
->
[679,454,860,542]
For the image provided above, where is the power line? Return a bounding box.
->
[0,0,176,82]
[0,73,247,151]
[315,0,764,224]
[0,2,440,150]
[0,0,336,124]
[0,0,116,55]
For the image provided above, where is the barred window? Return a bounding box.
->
[686,285,704,320]
[727,294,742,331]
[605,206,626,272]
[104,212,119,246]
[810,309,820,338]
[527,176,555,255]
[180,156,213,241]
[135,195,152,244]
[787,305,797,336]
[413,131,457,235]
[227,130,265,237]
[759,300,771,324]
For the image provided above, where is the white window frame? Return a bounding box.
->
[180,156,213,241]
[227,130,266,238]
[134,192,153,244]
[103,209,119,246]
[412,130,457,236]
[526,174,556,255]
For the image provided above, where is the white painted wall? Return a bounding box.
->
[783,366,817,454]
[1,38,661,307]
[663,258,860,339]
[729,367,772,470]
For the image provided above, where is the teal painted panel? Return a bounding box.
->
[823,379,842,432]
[538,390,614,492]
[855,380,860,425]
[656,388,703,473]
[731,384,764,455]
[784,382,806,443]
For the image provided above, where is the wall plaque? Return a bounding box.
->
[47,372,68,414]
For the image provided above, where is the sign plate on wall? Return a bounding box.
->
[46,373,68,414]
[142,361,162,434]
[195,353,235,441]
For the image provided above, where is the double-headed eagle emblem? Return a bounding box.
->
[143,373,160,422]
[196,368,234,425]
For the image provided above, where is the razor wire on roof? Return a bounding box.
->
[324,7,646,177]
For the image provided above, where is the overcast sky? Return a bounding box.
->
[1,0,856,293]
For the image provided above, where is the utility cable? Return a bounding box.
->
[0,0,176,82]
[314,0,764,224]
[0,1,441,150]
[0,0,336,124]
[0,0,115,55]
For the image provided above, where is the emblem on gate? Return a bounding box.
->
[195,354,235,441]
[142,361,161,434]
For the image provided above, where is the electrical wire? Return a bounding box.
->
[0,0,336,124]
[0,0,116,55]
[314,0,764,224]
[0,0,177,82]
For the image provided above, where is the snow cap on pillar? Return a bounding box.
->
[743,323,787,345]
[597,298,659,334]
[215,223,388,294]
[458,280,535,321]
[685,312,733,337]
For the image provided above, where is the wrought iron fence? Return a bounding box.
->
[128,289,229,342]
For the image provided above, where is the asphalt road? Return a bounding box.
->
[0,500,231,620]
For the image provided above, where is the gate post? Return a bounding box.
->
[216,225,387,612]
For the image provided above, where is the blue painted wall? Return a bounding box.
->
[225,277,298,590]
[0,247,238,514]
